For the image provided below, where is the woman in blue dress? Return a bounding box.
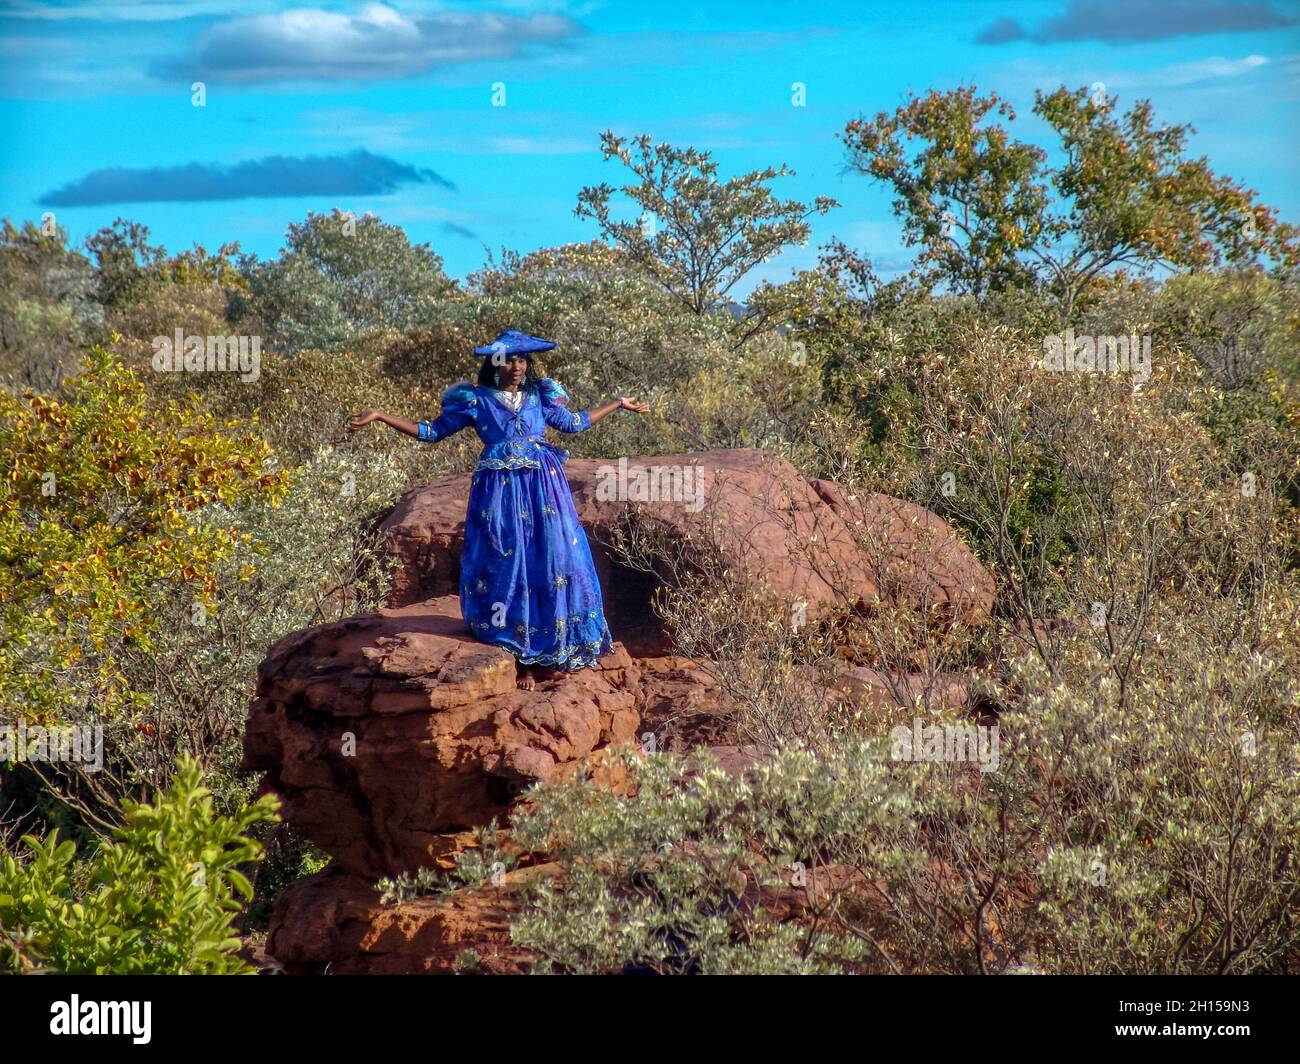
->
[348,330,649,689]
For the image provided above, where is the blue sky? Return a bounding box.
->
[1,0,1298,295]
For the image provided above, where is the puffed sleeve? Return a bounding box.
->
[537,377,590,433]
[417,381,477,442]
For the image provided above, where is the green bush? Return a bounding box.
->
[235,209,460,356]
[486,605,1299,974]
[0,756,278,974]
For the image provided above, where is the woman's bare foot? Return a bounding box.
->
[516,664,536,691]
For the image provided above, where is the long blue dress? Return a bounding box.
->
[416,377,615,670]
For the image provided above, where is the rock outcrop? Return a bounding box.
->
[268,862,547,975]
[244,595,640,879]
[247,448,996,974]
[380,449,994,643]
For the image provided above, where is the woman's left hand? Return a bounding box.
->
[618,396,650,414]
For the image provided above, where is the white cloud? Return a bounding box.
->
[1140,53,1269,85]
[159,3,585,84]
[984,49,1280,103]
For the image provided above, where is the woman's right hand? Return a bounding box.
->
[347,410,382,433]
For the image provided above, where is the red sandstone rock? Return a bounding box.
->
[266,855,871,975]
[250,448,997,974]
[267,863,548,975]
[243,594,641,878]
[808,481,995,624]
[380,449,993,632]
[825,666,970,714]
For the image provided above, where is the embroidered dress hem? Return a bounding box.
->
[477,634,614,670]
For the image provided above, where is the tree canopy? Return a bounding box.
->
[843,85,1299,315]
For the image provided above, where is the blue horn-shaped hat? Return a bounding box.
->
[473,329,557,358]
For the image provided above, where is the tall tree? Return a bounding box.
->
[843,85,1298,316]
[239,209,459,355]
[84,218,165,309]
[575,132,837,322]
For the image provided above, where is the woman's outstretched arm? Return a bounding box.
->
[584,396,650,428]
[347,410,422,438]
[352,386,477,442]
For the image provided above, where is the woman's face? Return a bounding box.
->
[497,355,529,389]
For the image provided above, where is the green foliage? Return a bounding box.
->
[84,218,166,309]
[238,209,459,355]
[5,442,406,846]
[148,337,473,488]
[0,218,104,391]
[107,444,405,815]
[843,85,1299,315]
[490,598,1300,974]
[106,270,245,374]
[507,743,898,974]
[0,347,287,722]
[1151,268,1300,387]
[576,132,837,318]
[1036,87,1297,277]
[844,88,1047,300]
[0,756,279,974]
[804,271,1300,626]
[377,822,515,905]
[1007,626,1300,974]
[243,826,329,930]
[467,242,726,393]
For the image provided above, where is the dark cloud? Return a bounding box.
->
[155,5,585,85]
[440,221,479,241]
[977,17,1027,44]
[977,0,1295,44]
[40,148,452,206]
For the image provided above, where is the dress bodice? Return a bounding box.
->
[416,378,591,471]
